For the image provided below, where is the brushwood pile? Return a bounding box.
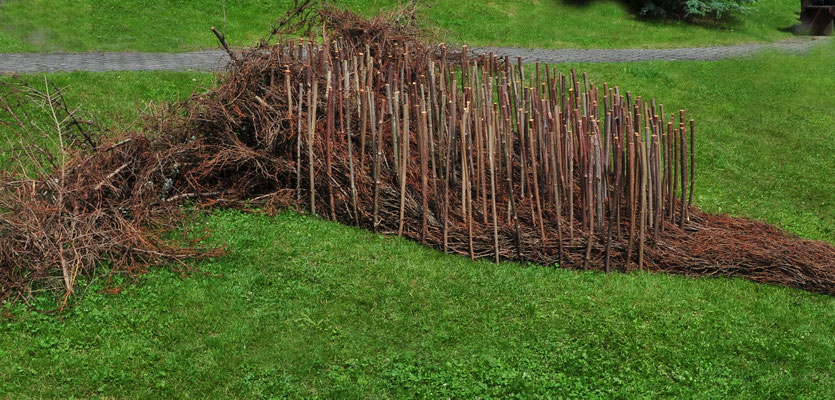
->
[1,5,834,308]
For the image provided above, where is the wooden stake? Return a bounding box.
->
[343,59,358,225]
[488,106,500,264]
[371,91,381,232]
[296,82,304,202]
[397,92,410,237]
[308,76,318,215]
[325,69,336,221]
[638,139,648,270]
[689,119,695,208]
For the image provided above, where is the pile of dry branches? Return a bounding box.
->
[0,80,219,309]
[2,4,834,308]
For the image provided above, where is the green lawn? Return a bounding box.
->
[0,71,215,121]
[2,44,835,397]
[3,209,834,398]
[0,0,801,53]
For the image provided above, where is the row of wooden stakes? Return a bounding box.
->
[263,37,694,271]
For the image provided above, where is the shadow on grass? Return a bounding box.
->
[560,0,602,7]
[558,0,751,31]
[779,23,809,35]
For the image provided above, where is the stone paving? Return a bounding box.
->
[0,37,830,73]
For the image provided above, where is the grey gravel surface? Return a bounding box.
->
[470,37,830,63]
[0,37,829,73]
[0,50,230,73]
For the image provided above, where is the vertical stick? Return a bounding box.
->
[502,101,523,259]
[652,119,662,241]
[679,111,687,228]
[387,84,400,179]
[615,104,625,238]
[667,120,675,221]
[296,82,304,202]
[488,106,500,264]
[464,105,475,261]
[343,59,358,225]
[638,140,648,270]
[594,121,604,233]
[478,76,488,225]
[423,83,439,217]
[689,119,695,208]
[420,108,429,244]
[625,127,637,271]
[308,76,318,215]
[583,131,595,270]
[528,118,546,242]
[325,69,336,221]
[567,117,574,240]
[371,91,381,232]
[284,67,292,149]
[357,55,368,165]
[398,92,410,237]
[442,102,451,253]
[604,140,621,273]
[672,122,678,218]
[551,107,565,266]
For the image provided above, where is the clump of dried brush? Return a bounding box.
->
[0,80,217,310]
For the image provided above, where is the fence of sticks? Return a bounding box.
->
[2,6,834,306]
[191,21,833,294]
[269,38,692,271]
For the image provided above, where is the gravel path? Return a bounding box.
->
[471,36,830,63]
[0,50,228,73]
[0,37,830,73]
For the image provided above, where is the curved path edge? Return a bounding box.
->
[0,37,830,74]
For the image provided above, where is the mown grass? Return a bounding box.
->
[0,71,214,123]
[2,210,834,398]
[0,0,801,53]
[2,45,835,397]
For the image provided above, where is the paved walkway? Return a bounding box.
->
[0,37,830,73]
